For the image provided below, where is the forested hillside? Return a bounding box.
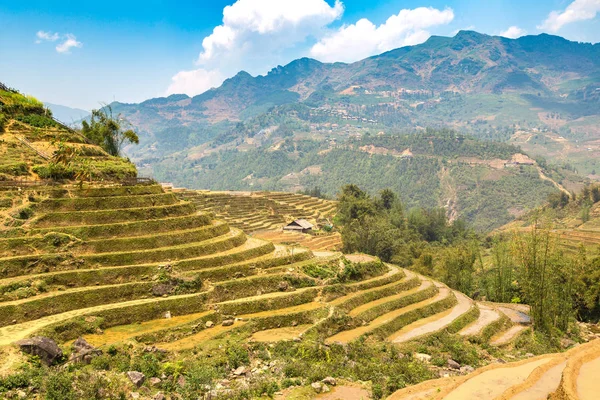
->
[150,131,582,232]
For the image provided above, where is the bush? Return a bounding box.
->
[16,114,58,128]
[45,371,76,400]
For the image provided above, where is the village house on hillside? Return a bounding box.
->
[505,153,536,168]
[283,219,314,233]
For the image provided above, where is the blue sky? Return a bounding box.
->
[1,0,599,110]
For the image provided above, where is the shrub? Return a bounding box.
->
[44,371,76,400]
[16,114,58,128]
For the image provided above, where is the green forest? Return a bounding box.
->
[337,183,600,338]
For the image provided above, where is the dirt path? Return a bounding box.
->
[577,355,600,400]
[536,166,571,197]
[510,360,566,400]
[158,321,247,351]
[0,292,206,346]
[459,303,501,337]
[81,311,211,348]
[325,283,441,344]
[348,273,423,317]
[250,324,312,342]
[443,357,552,400]
[490,325,528,346]
[438,166,459,222]
[390,290,471,343]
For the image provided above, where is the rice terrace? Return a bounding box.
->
[2,0,600,398]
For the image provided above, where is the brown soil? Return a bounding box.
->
[250,324,312,342]
[443,357,552,400]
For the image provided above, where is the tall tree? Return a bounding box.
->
[81,105,139,156]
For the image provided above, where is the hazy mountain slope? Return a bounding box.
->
[44,102,90,124]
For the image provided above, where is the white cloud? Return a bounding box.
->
[539,0,600,32]
[35,30,60,43]
[36,31,82,53]
[166,69,225,97]
[55,34,83,54]
[168,0,344,97]
[309,7,454,63]
[198,0,344,64]
[499,26,527,39]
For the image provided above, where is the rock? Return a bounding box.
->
[447,359,460,370]
[293,337,302,342]
[561,338,576,349]
[311,382,323,393]
[130,392,140,399]
[152,283,173,297]
[525,352,535,358]
[152,393,166,400]
[69,337,102,364]
[460,365,475,374]
[322,384,330,393]
[16,336,63,365]
[222,319,235,327]
[415,353,432,363]
[177,375,186,387]
[149,377,161,387]
[16,390,27,399]
[205,321,214,328]
[127,371,146,388]
[233,366,247,376]
[164,311,171,319]
[278,281,289,291]
[322,377,337,386]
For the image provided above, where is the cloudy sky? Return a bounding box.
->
[1,0,599,109]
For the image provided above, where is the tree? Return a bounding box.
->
[511,216,574,334]
[81,105,139,156]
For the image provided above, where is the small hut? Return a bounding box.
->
[283,219,314,233]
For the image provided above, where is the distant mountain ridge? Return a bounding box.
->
[112,31,600,132]
[44,102,90,124]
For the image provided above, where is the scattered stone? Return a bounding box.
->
[311,382,323,393]
[322,384,331,393]
[205,321,214,328]
[233,366,247,376]
[130,392,140,399]
[447,359,460,370]
[152,283,173,297]
[293,337,302,342]
[220,379,231,387]
[16,336,63,365]
[322,377,337,386]
[222,319,235,327]
[149,377,161,387]
[278,281,289,291]
[525,353,535,358]
[69,337,102,364]
[16,390,27,399]
[415,353,432,363]
[164,311,171,319]
[177,375,186,387]
[127,371,145,388]
[152,393,165,400]
[561,338,576,349]
[460,365,475,374]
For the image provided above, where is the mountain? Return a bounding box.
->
[109,31,597,231]
[44,102,90,124]
[113,31,600,131]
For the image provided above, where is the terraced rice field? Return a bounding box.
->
[176,189,338,234]
[0,182,551,399]
[387,338,600,400]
